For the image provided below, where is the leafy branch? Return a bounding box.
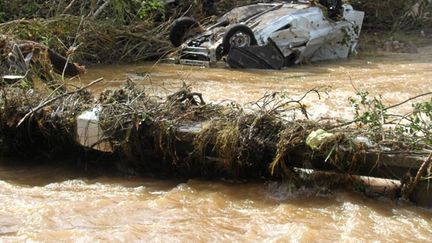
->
[347,91,432,149]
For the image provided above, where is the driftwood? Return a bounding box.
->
[403,153,432,199]
[47,48,85,77]
[171,121,429,180]
[4,40,86,78]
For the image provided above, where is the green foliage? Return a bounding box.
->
[137,0,165,20]
[18,79,32,90]
[349,91,432,147]
[110,0,131,23]
[0,12,6,22]
[351,0,432,30]
[0,0,166,24]
[349,91,386,131]
[106,0,168,23]
[396,100,432,143]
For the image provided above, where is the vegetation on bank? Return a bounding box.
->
[0,0,431,65]
[350,0,432,30]
[0,0,259,64]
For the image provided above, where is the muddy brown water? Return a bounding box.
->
[2,47,432,241]
[82,46,432,120]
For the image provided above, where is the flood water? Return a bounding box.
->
[82,46,432,120]
[1,162,431,242]
[2,46,432,241]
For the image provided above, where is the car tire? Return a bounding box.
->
[169,17,199,47]
[222,24,257,55]
[319,0,342,18]
[319,0,342,8]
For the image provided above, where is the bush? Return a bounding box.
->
[351,0,432,30]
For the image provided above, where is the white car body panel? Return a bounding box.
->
[178,2,364,68]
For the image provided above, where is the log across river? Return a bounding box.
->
[1,46,432,240]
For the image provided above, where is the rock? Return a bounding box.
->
[404,42,418,53]
[384,41,393,52]
[382,40,418,53]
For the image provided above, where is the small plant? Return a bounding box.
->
[349,91,386,131]
[396,100,432,144]
[137,0,165,20]
[349,91,432,148]
[18,79,32,90]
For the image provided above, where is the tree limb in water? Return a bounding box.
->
[403,152,432,200]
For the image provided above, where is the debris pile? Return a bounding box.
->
[0,0,257,65]
[0,16,173,64]
[1,77,430,177]
[1,1,431,67]
[0,35,86,88]
[0,74,431,203]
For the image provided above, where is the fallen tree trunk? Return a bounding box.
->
[0,82,430,205]
[143,121,429,181]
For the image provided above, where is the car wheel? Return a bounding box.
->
[319,0,342,18]
[169,17,199,47]
[319,0,342,8]
[222,24,257,55]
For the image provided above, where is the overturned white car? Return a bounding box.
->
[169,1,364,69]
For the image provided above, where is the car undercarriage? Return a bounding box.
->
[169,1,365,69]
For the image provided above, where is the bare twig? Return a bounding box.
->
[267,87,324,118]
[384,91,432,111]
[0,19,32,27]
[91,0,111,19]
[63,0,79,14]
[62,15,84,80]
[403,152,432,200]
